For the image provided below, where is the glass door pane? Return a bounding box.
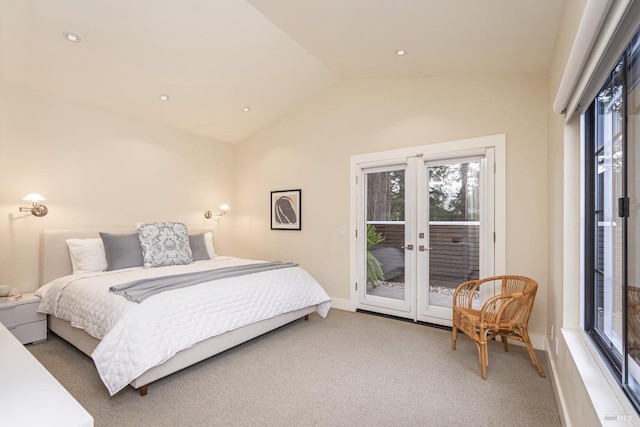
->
[360,166,412,315]
[425,159,481,310]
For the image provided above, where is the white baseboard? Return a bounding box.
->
[329,297,354,312]
[330,297,545,351]
[530,333,546,351]
[545,338,568,427]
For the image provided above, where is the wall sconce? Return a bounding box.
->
[204,204,230,219]
[19,193,49,217]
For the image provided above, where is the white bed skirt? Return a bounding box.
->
[49,305,317,392]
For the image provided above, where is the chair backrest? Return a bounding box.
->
[627,286,640,342]
[498,276,538,326]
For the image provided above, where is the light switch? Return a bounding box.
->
[338,227,346,237]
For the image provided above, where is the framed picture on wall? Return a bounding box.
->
[271,189,301,230]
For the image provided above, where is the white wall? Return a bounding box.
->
[0,80,235,291]
[232,76,550,343]
[546,0,585,369]
[1,70,551,346]
[545,0,640,424]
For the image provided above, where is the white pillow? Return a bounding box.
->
[204,232,215,258]
[66,238,107,273]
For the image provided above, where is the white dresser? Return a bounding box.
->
[0,323,94,427]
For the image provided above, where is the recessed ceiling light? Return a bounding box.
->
[242,107,251,112]
[395,49,407,56]
[63,32,81,43]
[159,94,170,101]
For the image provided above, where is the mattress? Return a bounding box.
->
[36,256,331,395]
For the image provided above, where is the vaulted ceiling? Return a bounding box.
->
[0,0,565,143]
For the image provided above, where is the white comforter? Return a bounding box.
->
[35,257,331,395]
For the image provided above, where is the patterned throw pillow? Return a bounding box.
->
[136,222,193,268]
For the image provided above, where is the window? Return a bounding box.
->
[584,27,640,409]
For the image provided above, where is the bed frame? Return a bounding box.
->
[40,228,318,396]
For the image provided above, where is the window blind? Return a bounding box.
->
[563,0,640,121]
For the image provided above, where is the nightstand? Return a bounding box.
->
[0,292,47,344]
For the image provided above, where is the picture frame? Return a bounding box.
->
[271,189,301,230]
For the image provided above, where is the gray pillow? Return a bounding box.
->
[99,233,144,271]
[136,222,193,268]
[189,233,210,261]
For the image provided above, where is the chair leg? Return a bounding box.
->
[472,341,484,375]
[474,342,482,364]
[479,341,488,379]
[478,329,490,380]
[502,333,509,352]
[452,326,458,350]
[522,330,545,378]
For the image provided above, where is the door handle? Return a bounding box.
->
[418,245,433,251]
[401,244,414,250]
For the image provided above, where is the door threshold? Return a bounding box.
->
[356,309,452,331]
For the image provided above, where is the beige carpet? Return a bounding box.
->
[28,309,561,426]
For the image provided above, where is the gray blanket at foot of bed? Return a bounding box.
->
[110,261,298,303]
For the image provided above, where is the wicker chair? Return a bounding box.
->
[628,286,640,359]
[452,275,545,379]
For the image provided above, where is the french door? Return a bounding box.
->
[353,140,500,326]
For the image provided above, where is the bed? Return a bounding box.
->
[35,226,331,396]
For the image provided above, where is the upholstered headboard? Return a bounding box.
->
[40,228,212,285]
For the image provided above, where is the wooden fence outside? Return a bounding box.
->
[369,222,479,288]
